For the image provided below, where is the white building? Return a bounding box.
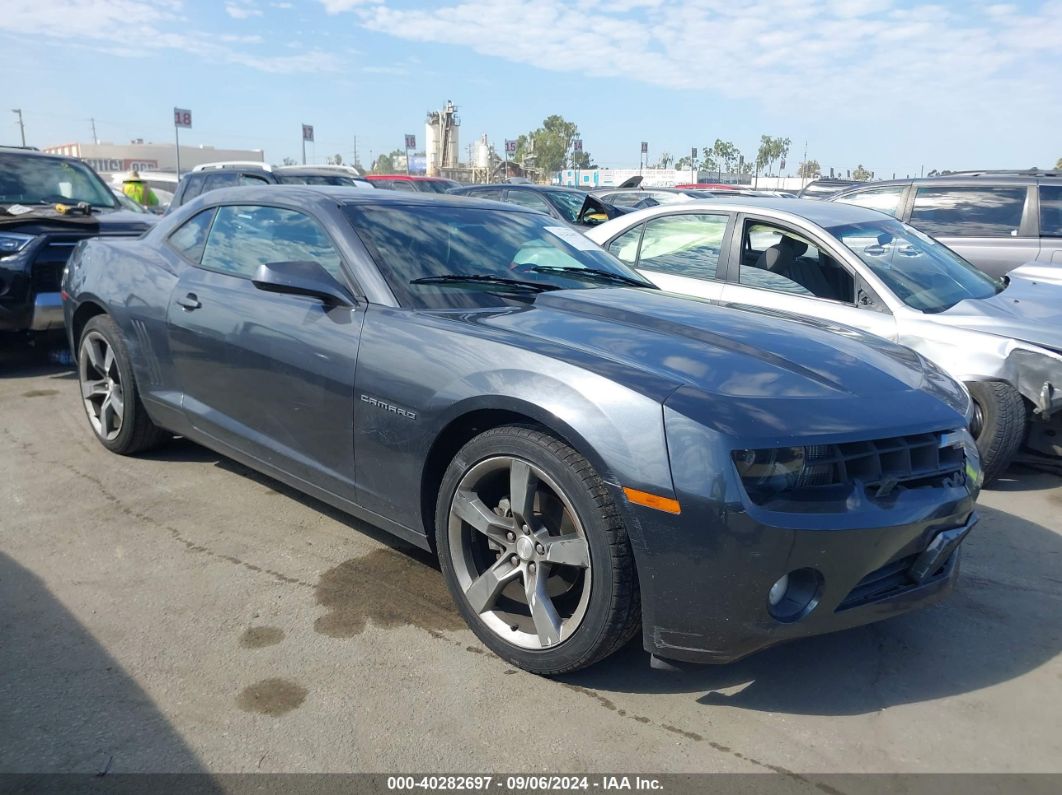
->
[43,141,265,176]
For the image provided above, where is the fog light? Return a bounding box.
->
[768,574,789,607]
[766,568,823,623]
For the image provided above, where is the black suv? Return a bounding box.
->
[831,170,1062,278]
[0,147,155,334]
[168,163,371,212]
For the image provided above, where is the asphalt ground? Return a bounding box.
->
[1,336,1060,779]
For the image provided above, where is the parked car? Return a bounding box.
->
[830,170,1062,279]
[63,186,980,673]
[585,198,1062,481]
[592,186,749,209]
[167,162,372,212]
[0,146,156,334]
[450,183,629,227]
[798,179,862,199]
[364,174,460,193]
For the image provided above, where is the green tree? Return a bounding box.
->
[852,164,873,181]
[571,150,595,169]
[798,159,821,179]
[655,152,673,169]
[327,153,344,166]
[1056,157,1061,169]
[372,149,403,173]
[281,157,297,166]
[709,139,740,177]
[756,135,791,176]
[531,114,580,174]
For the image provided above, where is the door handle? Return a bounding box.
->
[176,293,201,310]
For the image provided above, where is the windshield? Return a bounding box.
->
[345,203,653,309]
[276,174,360,186]
[543,190,588,223]
[0,153,117,208]
[828,218,1004,313]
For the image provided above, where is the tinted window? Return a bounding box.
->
[543,190,587,223]
[1040,185,1062,237]
[345,204,650,310]
[465,187,502,200]
[200,205,344,281]
[637,214,729,280]
[607,224,643,263]
[178,174,207,202]
[836,185,906,218]
[168,208,216,262]
[504,190,552,214]
[910,186,1026,237]
[389,181,416,192]
[830,219,1003,312]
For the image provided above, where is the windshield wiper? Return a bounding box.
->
[410,275,560,292]
[530,265,649,287]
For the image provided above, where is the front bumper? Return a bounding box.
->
[624,491,977,665]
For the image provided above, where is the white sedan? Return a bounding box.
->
[584,198,1062,482]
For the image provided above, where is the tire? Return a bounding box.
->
[967,381,1026,485]
[77,315,169,455]
[435,425,640,675]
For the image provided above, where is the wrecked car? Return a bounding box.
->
[586,198,1062,481]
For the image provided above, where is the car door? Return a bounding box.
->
[1036,184,1062,264]
[720,215,898,340]
[605,212,733,301]
[904,184,1037,278]
[165,202,364,499]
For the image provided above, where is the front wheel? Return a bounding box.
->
[78,315,169,455]
[967,380,1026,485]
[436,426,640,674]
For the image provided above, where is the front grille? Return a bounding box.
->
[31,238,80,292]
[800,432,965,498]
[837,553,920,610]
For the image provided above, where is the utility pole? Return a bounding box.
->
[11,109,26,147]
[90,117,98,145]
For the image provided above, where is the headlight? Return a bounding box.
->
[0,232,35,257]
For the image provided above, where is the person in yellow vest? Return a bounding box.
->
[121,171,159,208]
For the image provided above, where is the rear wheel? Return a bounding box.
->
[78,315,169,455]
[436,426,640,674]
[967,381,1026,485]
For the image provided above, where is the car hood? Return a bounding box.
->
[0,206,156,236]
[478,288,934,400]
[938,267,1062,352]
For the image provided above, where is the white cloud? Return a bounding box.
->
[225,0,262,18]
[0,0,339,74]
[337,0,1062,121]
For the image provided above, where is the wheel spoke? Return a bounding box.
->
[100,395,115,435]
[85,338,105,373]
[464,558,521,614]
[81,378,108,399]
[103,345,115,378]
[543,534,590,569]
[525,567,562,647]
[452,489,513,546]
[509,459,538,528]
[109,389,125,420]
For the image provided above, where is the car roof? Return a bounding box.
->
[596,196,892,228]
[455,184,580,194]
[190,184,544,213]
[0,146,82,164]
[835,174,1062,193]
[365,174,451,182]
[272,166,367,178]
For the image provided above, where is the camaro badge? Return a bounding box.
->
[360,394,417,420]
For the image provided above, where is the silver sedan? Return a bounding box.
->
[585,198,1062,482]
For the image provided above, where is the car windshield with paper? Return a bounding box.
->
[345,203,654,309]
[0,151,118,209]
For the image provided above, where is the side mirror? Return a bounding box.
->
[252,261,354,306]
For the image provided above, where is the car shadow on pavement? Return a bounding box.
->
[0,551,215,779]
[0,334,74,380]
[561,503,1062,716]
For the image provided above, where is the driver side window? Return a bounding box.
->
[738,221,854,303]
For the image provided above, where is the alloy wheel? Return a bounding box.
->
[448,456,592,650]
[79,330,125,441]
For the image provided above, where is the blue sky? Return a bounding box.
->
[5,0,1061,176]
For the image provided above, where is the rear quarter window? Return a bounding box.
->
[909,185,1026,237]
[1039,185,1062,237]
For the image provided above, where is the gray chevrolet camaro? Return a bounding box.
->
[63,186,981,674]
